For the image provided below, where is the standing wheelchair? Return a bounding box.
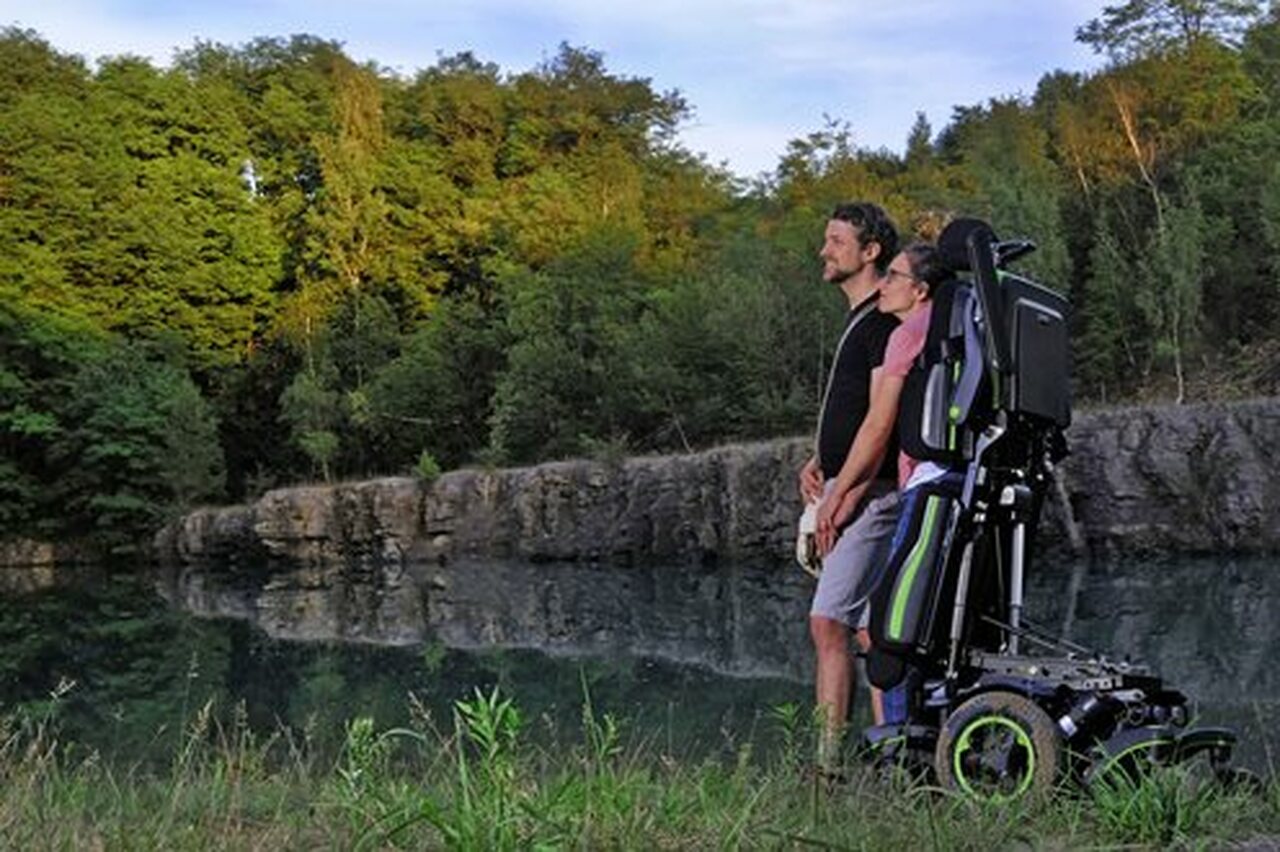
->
[856,219,1237,801]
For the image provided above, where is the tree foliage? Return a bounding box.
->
[4,15,1280,550]
[0,302,224,550]
[1077,0,1263,59]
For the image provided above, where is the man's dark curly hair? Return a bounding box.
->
[830,202,899,273]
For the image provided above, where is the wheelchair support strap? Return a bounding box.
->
[1010,521,1026,655]
[947,540,976,679]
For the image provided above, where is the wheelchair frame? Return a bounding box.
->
[859,221,1237,799]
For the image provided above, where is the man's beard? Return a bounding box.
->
[827,266,857,285]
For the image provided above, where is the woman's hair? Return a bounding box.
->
[899,241,948,296]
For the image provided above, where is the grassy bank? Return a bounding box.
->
[2,690,1277,850]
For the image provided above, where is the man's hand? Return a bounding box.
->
[831,488,864,533]
[799,456,823,504]
[815,492,840,556]
[816,486,868,556]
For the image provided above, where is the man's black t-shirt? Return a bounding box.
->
[816,294,901,482]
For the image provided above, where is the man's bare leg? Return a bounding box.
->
[811,614,853,769]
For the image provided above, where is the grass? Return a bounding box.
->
[1,690,1278,851]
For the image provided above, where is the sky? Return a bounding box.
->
[1,0,1111,178]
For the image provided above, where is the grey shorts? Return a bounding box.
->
[809,481,901,630]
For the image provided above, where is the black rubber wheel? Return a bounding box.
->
[935,690,1063,802]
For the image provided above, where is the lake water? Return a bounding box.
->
[2,553,1278,773]
[0,569,808,768]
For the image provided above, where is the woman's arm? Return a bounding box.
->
[816,367,905,554]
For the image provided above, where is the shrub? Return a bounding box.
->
[414,451,443,484]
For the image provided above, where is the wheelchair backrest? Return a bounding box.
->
[898,278,988,465]
[898,220,1073,467]
[999,271,1071,429]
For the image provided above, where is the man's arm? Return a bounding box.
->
[815,367,905,554]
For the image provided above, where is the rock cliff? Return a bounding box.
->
[1059,399,1280,554]
[157,397,1280,572]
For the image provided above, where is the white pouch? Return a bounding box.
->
[795,501,821,578]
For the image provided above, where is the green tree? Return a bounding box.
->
[410,51,506,188]
[1259,161,1280,282]
[1139,190,1207,402]
[172,34,347,237]
[1077,0,1263,59]
[949,99,1073,290]
[1175,115,1280,341]
[367,291,509,470]
[288,61,392,374]
[56,346,226,552]
[1241,5,1280,107]
[0,303,96,534]
[279,356,342,483]
[487,230,645,462]
[1079,216,1140,399]
[618,236,827,448]
[0,42,283,370]
[0,27,89,105]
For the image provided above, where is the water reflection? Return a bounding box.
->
[1028,554,1280,773]
[3,552,1279,772]
[159,556,819,679]
[0,574,806,768]
[161,550,1280,771]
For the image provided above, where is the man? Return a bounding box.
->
[815,241,955,727]
[799,202,902,769]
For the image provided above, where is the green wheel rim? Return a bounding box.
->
[952,714,1037,801]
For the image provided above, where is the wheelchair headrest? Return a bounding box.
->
[939,218,1038,272]
[938,218,995,273]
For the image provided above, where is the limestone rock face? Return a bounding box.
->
[158,399,1280,574]
[0,538,89,568]
[0,539,58,567]
[1055,400,1280,556]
